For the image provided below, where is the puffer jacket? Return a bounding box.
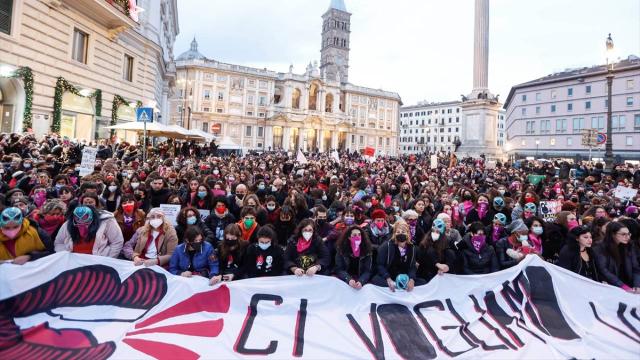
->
[459,233,499,275]
[54,211,124,258]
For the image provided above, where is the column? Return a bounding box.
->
[298,128,305,151]
[317,129,322,152]
[331,132,338,151]
[283,127,291,151]
[472,0,490,92]
[265,126,273,151]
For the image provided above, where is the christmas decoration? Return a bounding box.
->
[110,95,141,135]
[0,66,34,132]
[51,77,102,133]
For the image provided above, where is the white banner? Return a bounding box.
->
[0,253,638,359]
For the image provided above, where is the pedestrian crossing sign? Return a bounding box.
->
[136,107,154,123]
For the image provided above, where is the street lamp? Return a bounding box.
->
[535,139,540,159]
[604,33,615,173]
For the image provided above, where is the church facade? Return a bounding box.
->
[170,0,401,155]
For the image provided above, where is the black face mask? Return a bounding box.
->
[189,242,202,252]
[396,234,408,243]
[225,238,238,246]
[316,219,326,226]
[402,189,410,194]
[463,194,472,201]
[236,194,245,200]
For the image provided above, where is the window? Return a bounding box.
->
[257,126,264,137]
[259,96,267,106]
[626,97,634,106]
[550,138,556,146]
[72,28,89,64]
[567,137,573,146]
[0,0,12,34]
[248,79,256,88]
[202,107,210,112]
[627,79,635,89]
[204,90,210,100]
[586,85,591,94]
[626,136,633,146]
[567,88,573,96]
[216,108,223,113]
[521,108,526,116]
[551,104,556,113]
[572,117,585,132]
[246,111,253,116]
[218,92,224,101]
[245,126,252,137]
[386,138,390,146]
[526,121,536,134]
[540,120,551,133]
[202,123,208,132]
[551,90,557,99]
[591,116,604,129]
[535,106,540,115]
[259,81,268,89]
[535,93,541,101]
[247,95,254,105]
[612,115,626,130]
[556,119,567,133]
[123,54,134,82]
[359,136,364,144]
[258,112,265,117]
[585,101,591,110]
[217,75,227,82]
[521,94,527,102]
[567,103,573,111]
[635,114,640,129]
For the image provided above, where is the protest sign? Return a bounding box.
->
[539,200,561,222]
[78,147,97,177]
[198,209,210,222]
[430,155,438,169]
[159,204,181,226]
[613,185,638,201]
[1,253,637,359]
[527,174,546,186]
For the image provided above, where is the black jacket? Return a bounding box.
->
[204,212,236,245]
[460,234,499,274]
[416,245,455,282]
[375,240,417,280]
[283,236,331,274]
[240,243,284,278]
[495,236,519,269]
[542,223,567,262]
[593,243,640,287]
[364,223,392,250]
[557,244,601,282]
[147,188,172,208]
[335,251,374,284]
[175,219,216,246]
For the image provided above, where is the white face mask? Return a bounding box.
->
[131,182,140,189]
[266,204,276,211]
[150,219,163,229]
[271,185,278,192]
[431,231,440,241]
[322,195,327,201]
[213,170,219,175]
[532,226,544,235]
[108,185,118,192]
[302,231,313,240]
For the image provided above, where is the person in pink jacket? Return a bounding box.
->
[54,205,124,258]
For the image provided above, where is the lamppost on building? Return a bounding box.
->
[535,139,540,158]
[604,33,615,173]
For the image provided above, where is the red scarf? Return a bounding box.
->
[296,236,312,253]
[141,229,163,259]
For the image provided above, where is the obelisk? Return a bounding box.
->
[457,0,503,160]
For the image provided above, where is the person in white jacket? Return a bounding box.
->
[54,205,123,258]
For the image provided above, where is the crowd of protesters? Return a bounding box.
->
[1,132,639,293]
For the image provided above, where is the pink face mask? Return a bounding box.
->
[1,227,21,239]
[350,235,362,257]
[77,224,89,238]
[567,220,579,231]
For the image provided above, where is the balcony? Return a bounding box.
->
[63,0,138,30]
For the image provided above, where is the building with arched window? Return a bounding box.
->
[170,0,401,155]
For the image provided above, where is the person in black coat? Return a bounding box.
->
[593,222,640,292]
[558,225,601,282]
[284,219,331,276]
[464,194,493,227]
[146,177,172,208]
[416,219,455,282]
[335,225,374,289]
[371,222,422,291]
[215,223,246,282]
[175,207,215,245]
[204,197,236,246]
[240,226,284,278]
[460,221,499,274]
[364,208,392,251]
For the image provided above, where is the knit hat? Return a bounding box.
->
[432,219,446,233]
[524,202,537,213]
[147,207,165,218]
[507,218,528,234]
[371,208,386,220]
[72,206,94,225]
[0,207,23,227]
[626,205,639,216]
[493,197,505,207]
[42,199,67,214]
[11,196,30,207]
[494,213,507,225]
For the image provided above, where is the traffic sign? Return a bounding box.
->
[136,107,154,123]
[211,123,221,135]
[596,132,607,145]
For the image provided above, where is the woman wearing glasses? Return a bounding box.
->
[593,222,640,293]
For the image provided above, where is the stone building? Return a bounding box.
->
[0,0,179,142]
[170,0,401,155]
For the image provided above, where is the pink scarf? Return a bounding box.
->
[296,237,312,253]
[477,203,488,219]
[492,225,502,243]
[528,234,542,253]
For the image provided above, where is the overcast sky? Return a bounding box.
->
[175,0,640,106]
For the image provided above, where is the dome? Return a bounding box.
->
[176,37,206,61]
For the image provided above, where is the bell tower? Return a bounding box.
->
[320,0,351,83]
